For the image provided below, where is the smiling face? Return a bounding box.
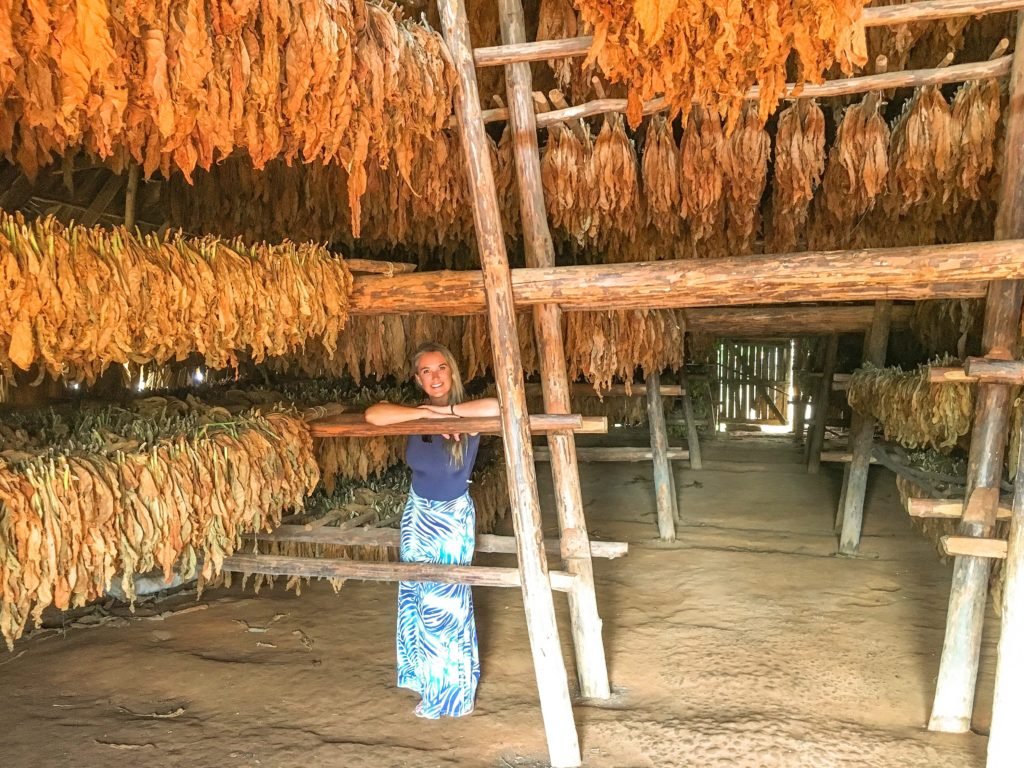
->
[414,350,453,405]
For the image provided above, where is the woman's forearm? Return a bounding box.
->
[364,402,432,425]
[452,397,500,418]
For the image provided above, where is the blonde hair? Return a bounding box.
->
[411,342,468,469]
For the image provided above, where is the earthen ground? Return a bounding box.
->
[0,436,999,767]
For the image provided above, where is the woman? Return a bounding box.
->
[365,342,499,718]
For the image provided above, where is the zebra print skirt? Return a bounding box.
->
[396,489,480,718]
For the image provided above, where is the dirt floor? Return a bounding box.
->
[0,435,1001,767]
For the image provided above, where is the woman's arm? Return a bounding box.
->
[364,402,448,425]
[419,397,500,418]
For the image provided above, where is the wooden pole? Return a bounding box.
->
[679,367,703,471]
[685,305,911,338]
[930,12,1024,733]
[807,335,840,474]
[499,0,610,701]
[475,56,1012,128]
[988,420,1024,767]
[437,2,580,764]
[346,240,1018,316]
[123,162,140,231]
[838,301,893,554]
[646,371,677,541]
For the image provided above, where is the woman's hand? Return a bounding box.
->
[416,404,460,441]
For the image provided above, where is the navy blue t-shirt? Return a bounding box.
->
[405,432,482,502]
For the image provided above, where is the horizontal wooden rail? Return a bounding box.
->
[821,451,878,464]
[535,446,690,463]
[908,497,1012,520]
[965,357,1024,384]
[248,527,629,559]
[685,305,912,337]
[941,535,1008,559]
[476,57,1012,128]
[928,367,977,383]
[221,554,578,591]
[472,1,1024,67]
[349,240,1016,316]
[525,383,684,398]
[344,258,418,276]
[307,413,607,437]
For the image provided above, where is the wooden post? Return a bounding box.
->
[930,11,1024,734]
[498,0,610,701]
[838,301,892,554]
[988,420,1024,767]
[647,370,677,541]
[124,162,140,231]
[437,2,581,764]
[679,367,703,470]
[807,335,839,474]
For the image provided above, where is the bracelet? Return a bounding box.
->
[450,403,456,416]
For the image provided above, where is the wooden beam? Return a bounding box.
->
[928,367,978,383]
[80,173,125,227]
[500,0,610,701]
[821,451,878,464]
[476,57,1012,128]
[0,171,34,211]
[839,301,893,554]
[684,305,912,336]
[248,526,629,559]
[221,554,578,591]
[931,11,1024,735]
[344,258,418,275]
[306,413,605,437]
[472,2,1024,67]
[534,446,690,462]
[438,1,580,764]
[525,382,684,398]
[347,240,1018,316]
[907,497,1012,520]
[941,536,1009,559]
[807,335,839,474]
[989,397,1024,767]
[964,356,1024,384]
[646,371,677,541]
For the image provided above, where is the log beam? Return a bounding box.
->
[647,371,677,541]
[964,356,1024,384]
[684,305,912,336]
[438,1,580,764]
[347,241,1019,316]
[472,2,1024,67]
[931,11,1024,735]
[306,413,606,438]
[807,335,839,474]
[221,554,577,591]
[248,527,629,560]
[907,497,1012,520]
[941,536,1009,559]
[839,301,893,554]
[534,446,690,463]
[526,382,685,398]
[500,0,610,701]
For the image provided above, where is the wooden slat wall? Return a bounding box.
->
[716,339,792,425]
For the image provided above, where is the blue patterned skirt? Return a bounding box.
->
[397,489,480,718]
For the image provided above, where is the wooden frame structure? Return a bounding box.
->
[5,2,1024,766]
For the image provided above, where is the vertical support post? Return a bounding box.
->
[647,370,677,541]
[679,368,703,470]
[930,12,1024,733]
[988,421,1024,767]
[437,2,581,765]
[124,162,141,231]
[838,301,892,554]
[807,335,839,474]
[498,0,610,701]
